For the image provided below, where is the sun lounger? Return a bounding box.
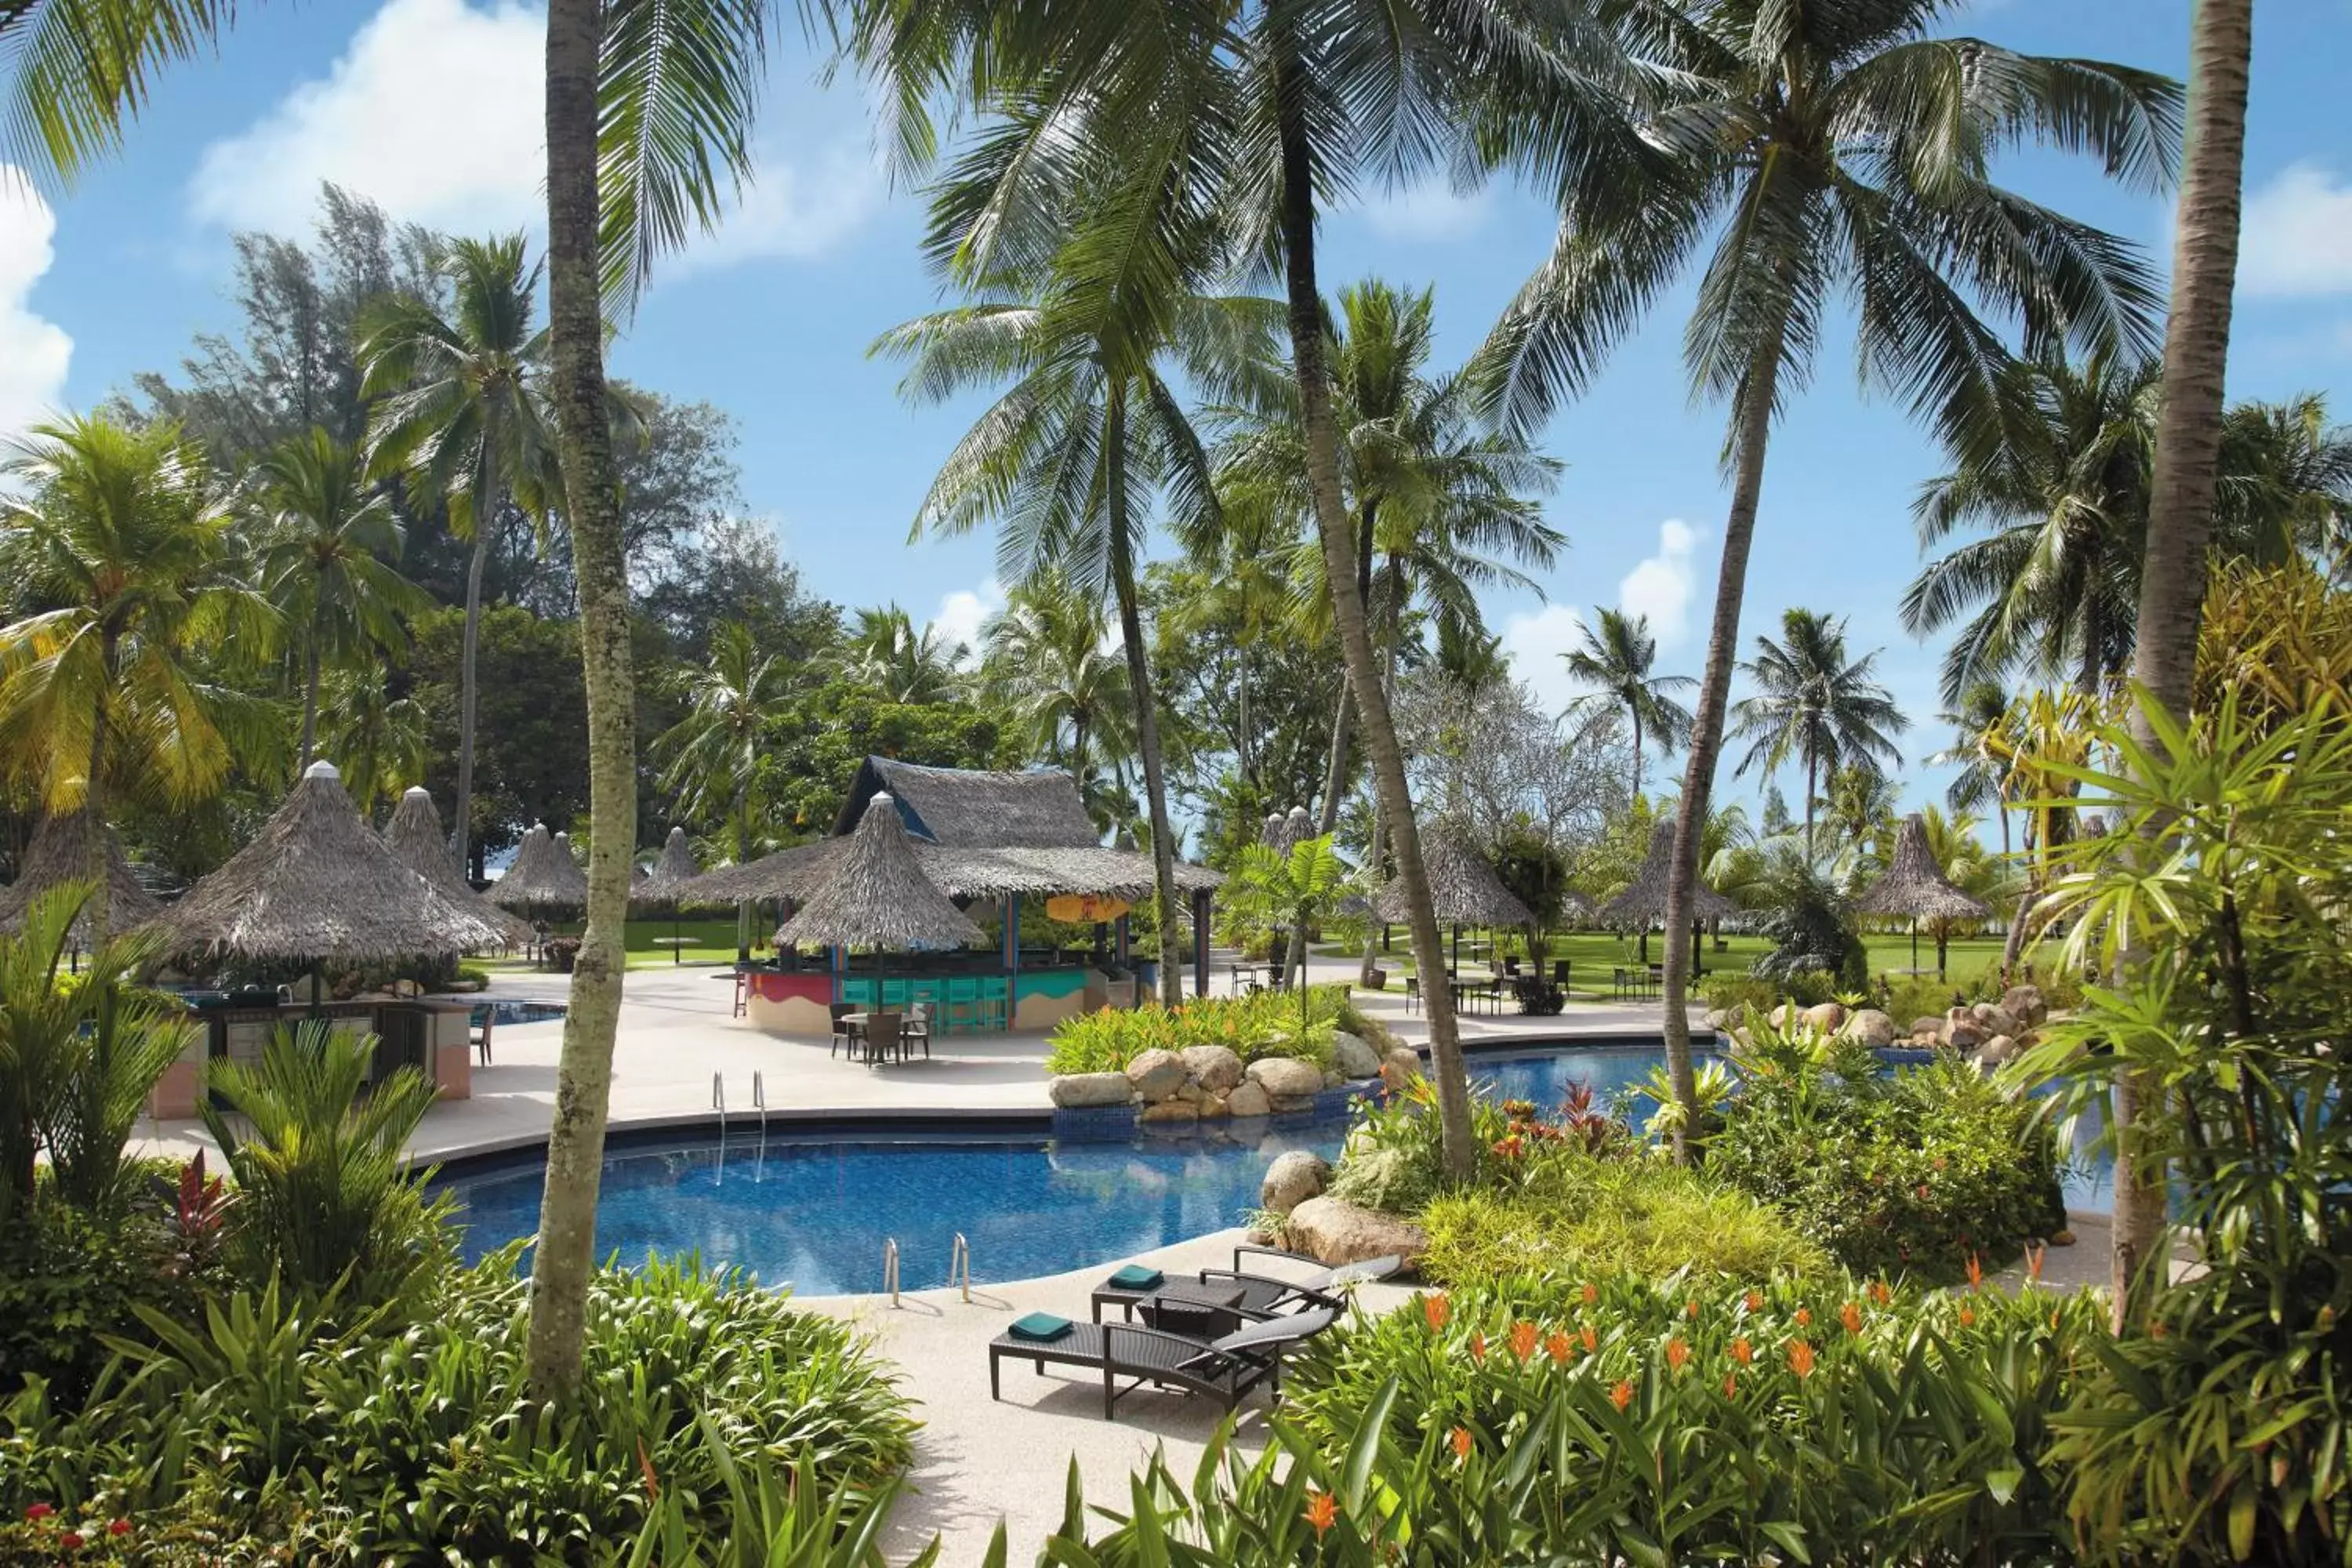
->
[988,1305,1336,1420]
[1192,1247,1405,1317]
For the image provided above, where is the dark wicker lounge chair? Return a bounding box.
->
[1193,1247,1405,1317]
[989,1306,1335,1420]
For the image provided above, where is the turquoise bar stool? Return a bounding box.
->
[946,976,979,1035]
[881,978,911,1008]
[977,975,1009,1031]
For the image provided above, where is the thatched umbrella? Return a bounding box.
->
[1600,823,1737,964]
[1373,829,1533,975]
[149,761,518,988]
[490,823,588,913]
[633,826,705,962]
[775,794,980,1036]
[1855,812,1991,977]
[379,787,534,948]
[0,811,162,946]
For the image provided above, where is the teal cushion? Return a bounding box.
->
[1109,1265,1164,1290]
[1008,1312,1073,1342]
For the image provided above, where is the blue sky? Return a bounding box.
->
[5,0,2351,826]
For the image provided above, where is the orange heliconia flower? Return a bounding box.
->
[1959,1305,1976,1328]
[1304,1491,1338,1537]
[1730,1336,1755,1366]
[1868,1280,1893,1307]
[1723,1374,1738,1399]
[1425,1294,1451,1332]
[1610,1379,1634,1412]
[1965,1253,1984,1290]
[1839,1301,1864,1335]
[2027,1244,2047,1283]
[1511,1321,1538,1361]
[1581,1283,1599,1305]
[1666,1337,1691,1372]
[1450,1425,1473,1461]
[1686,1300,1700,1321]
[1545,1330,1572,1364]
[1788,1340,1817,1378]
[1744,1290,1764,1312]
[1795,1307,1813,1327]
[1469,1333,1487,1363]
[1580,1324,1598,1353]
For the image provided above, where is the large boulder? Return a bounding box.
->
[1972,1002,2023,1040]
[1225,1080,1272,1119]
[1977,1033,2019,1067]
[1801,1001,1847,1034]
[1050,1072,1134,1109]
[1910,1015,1948,1044]
[1180,1044,1244,1094]
[1841,1008,1896,1047]
[1283,1196,1428,1268]
[1261,1151,1332,1214]
[1380,1047,1423,1090]
[1945,1016,1987,1052]
[2001,984,2048,1029]
[1138,1099,1200,1126]
[1247,1056,1326,1099]
[1331,1031,1383,1080]
[1126,1048,1190,1101]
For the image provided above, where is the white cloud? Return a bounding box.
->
[0,171,72,440]
[1500,602,1591,714]
[189,0,546,237]
[1617,517,1704,646]
[930,580,1001,665]
[1356,179,1492,242]
[2238,162,2352,298]
[187,0,880,274]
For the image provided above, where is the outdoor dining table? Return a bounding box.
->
[837,1011,914,1065]
[650,935,695,964]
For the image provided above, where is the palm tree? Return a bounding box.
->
[1901,350,2158,703]
[1930,681,2016,861]
[875,248,1270,1008]
[655,621,789,961]
[249,428,430,767]
[980,574,1135,799]
[1562,608,1693,804]
[1729,610,1908,864]
[356,234,561,874]
[2214,394,2352,565]
[0,414,278,920]
[316,668,429,816]
[842,605,967,703]
[1475,4,2179,1147]
[2118,0,2253,1325]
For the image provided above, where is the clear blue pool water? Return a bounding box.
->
[473,1000,567,1026]
[440,1044,2109,1294]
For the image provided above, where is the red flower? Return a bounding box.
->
[1581,1283,1599,1305]
[1965,1253,1984,1290]
[1469,1332,1487,1363]
[1685,1299,1700,1320]
[1610,1378,1634,1412]
[1868,1280,1893,1307]
[2027,1244,2047,1283]
[1959,1305,1976,1328]
[1424,1293,1450,1332]
[1544,1330,1571,1364]
[1510,1321,1538,1361]
[1839,1301,1864,1335]
[1666,1337,1690,1373]
[1788,1340,1817,1378]
[1304,1490,1338,1537]
[107,1521,131,1539]
[1744,1290,1764,1312]
[1730,1336,1754,1366]
[1723,1373,1738,1399]
[1580,1323,1597,1353]
[1795,1307,1812,1327]
[60,1533,84,1552]
[1450,1425,1473,1461]
[24,1504,53,1522]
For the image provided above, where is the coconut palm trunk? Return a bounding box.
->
[298,630,323,770]
[1308,508,1375,988]
[2111,0,2253,1325]
[1104,389,1186,1007]
[1662,341,1784,1163]
[524,0,637,1407]
[450,524,495,869]
[1272,49,1472,1176]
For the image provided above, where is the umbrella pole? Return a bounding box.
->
[1911,917,1919,975]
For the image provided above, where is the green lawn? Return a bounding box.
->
[479,916,751,971]
[1323,929,2027,999]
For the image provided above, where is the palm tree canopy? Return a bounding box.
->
[655,619,791,837]
[840,604,967,703]
[1563,607,1694,739]
[1730,608,1909,783]
[249,429,431,662]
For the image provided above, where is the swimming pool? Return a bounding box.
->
[473,1000,567,1027]
[438,1043,2108,1294]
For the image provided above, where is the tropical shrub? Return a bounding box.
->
[1708,1022,2066,1282]
[1044,985,1347,1074]
[0,1253,916,1563]
[1697,971,1776,1018]
[1750,852,1868,989]
[0,1201,210,1409]
[199,1022,452,1303]
[1036,1274,2105,1566]
[1881,973,1970,1029]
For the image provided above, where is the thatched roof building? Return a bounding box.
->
[379,787,534,945]
[633,826,703,906]
[1600,823,1738,925]
[1372,830,1534,927]
[490,823,589,910]
[775,793,983,950]
[0,811,163,942]
[148,761,519,960]
[1855,814,1991,922]
[680,759,1221,908]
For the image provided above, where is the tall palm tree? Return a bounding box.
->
[1929,681,2016,861]
[2117,0,2253,1325]
[842,604,967,703]
[875,263,1264,1007]
[1562,608,1693,803]
[0,415,278,920]
[249,428,430,767]
[1729,609,1908,864]
[2214,394,2352,565]
[316,668,429,816]
[356,234,561,874]
[656,621,789,961]
[1475,3,2179,1148]
[980,573,1135,797]
[1901,350,2158,703]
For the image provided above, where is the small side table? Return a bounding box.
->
[1138,1281,1247,1340]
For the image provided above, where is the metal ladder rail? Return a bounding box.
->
[711,1072,727,1133]
[883,1238,901,1308]
[750,1071,768,1138]
[950,1232,971,1302]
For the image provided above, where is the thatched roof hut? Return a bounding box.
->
[775,793,982,951]
[1600,823,1737,925]
[633,826,702,906]
[0,811,163,942]
[379,787,534,945]
[148,761,518,960]
[490,823,589,911]
[1855,814,1991,922]
[1372,830,1534,927]
[833,757,1098,847]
